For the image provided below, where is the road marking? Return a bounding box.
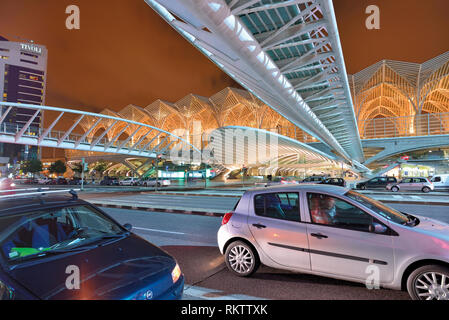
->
[392,195,403,200]
[183,285,268,300]
[133,226,186,235]
[410,195,423,200]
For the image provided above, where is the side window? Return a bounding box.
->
[388,178,396,182]
[369,178,378,184]
[432,177,441,182]
[379,177,387,183]
[254,193,300,222]
[307,193,373,232]
[402,178,412,183]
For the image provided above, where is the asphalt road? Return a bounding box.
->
[101,203,449,300]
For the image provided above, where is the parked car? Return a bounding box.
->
[302,176,326,184]
[119,177,140,186]
[430,174,449,191]
[0,189,184,300]
[68,177,82,185]
[386,177,434,193]
[139,178,171,187]
[100,176,119,186]
[320,177,346,187]
[37,177,52,185]
[49,177,67,185]
[218,184,449,300]
[356,176,397,190]
[255,177,298,187]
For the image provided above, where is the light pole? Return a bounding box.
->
[81,157,85,191]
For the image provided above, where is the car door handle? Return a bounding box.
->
[311,233,328,239]
[252,223,267,229]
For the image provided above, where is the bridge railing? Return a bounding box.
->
[0,102,201,160]
[360,112,449,139]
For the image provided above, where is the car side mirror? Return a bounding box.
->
[123,223,132,231]
[370,222,387,234]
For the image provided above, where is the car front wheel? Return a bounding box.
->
[225,241,259,277]
[407,265,449,300]
[422,187,431,193]
[391,186,399,192]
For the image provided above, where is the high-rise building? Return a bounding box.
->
[0,36,48,162]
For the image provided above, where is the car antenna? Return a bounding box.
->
[69,189,78,200]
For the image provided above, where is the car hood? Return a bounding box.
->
[407,214,449,242]
[7,234,177,300]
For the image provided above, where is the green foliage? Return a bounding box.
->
[23,159,43,176]
[49,160,67,175]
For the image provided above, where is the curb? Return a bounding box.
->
[150,192,242,198]
[90,201,226,217]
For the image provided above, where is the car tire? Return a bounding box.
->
[406,265,449,300]
[422,187,430,193]
[391,186,399,192]
[225,241,260,277]
[360,185,366,190]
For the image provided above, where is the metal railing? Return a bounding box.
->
[360,112,449,139]
[0,102,201,159]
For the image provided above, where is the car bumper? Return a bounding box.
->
[155,275,185,300]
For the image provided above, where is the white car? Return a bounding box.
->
[218,184,449,300]
[37,177,52,185]
[140,179,171,187]
[119,177,139,186]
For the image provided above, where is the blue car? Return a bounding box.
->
[0,189,184,300]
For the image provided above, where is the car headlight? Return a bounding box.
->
[171,263,182,284]
[0,280,14,300]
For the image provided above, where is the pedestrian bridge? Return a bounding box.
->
[0,102,201,160]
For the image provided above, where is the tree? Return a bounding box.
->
[71,162,88,177]
[23,159,43,177]
[49,160,67,176]
[93,160,108,178]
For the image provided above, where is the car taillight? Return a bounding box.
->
[222,212,233,225]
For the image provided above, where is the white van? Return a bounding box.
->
[430,174,449,190]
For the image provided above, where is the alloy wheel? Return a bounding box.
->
[414,272,449,300]
[228,245,254,274]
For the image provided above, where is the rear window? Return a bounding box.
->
[254,192,300,222]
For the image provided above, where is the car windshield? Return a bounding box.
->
[346,190,409,225]
[0,205,126,265]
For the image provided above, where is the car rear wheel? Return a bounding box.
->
[391,186,399,192]
[407,265,449,300]
[225,241,259,277]
[422,187,431,193]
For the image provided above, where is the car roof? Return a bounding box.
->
[0,195,90,217]
[246,183,349,195]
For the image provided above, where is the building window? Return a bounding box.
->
[19,59,38,65]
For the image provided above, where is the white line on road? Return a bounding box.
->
[183,285,267,300]
[132,226,186,235]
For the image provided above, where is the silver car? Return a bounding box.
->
[386,177,434,193]
[217,184,449,300]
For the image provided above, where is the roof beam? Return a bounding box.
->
[280,52,333,74]
[257,18,325,50]
[237,0,315,15]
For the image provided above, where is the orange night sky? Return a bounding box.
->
[0,0,448,114]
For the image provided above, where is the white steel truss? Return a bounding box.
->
[146,0,364,164]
